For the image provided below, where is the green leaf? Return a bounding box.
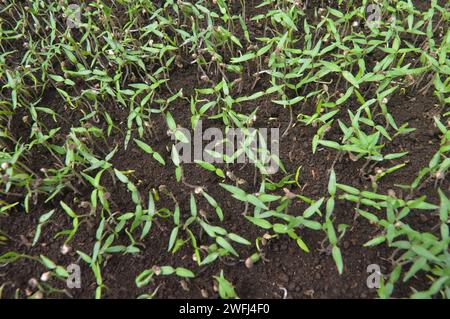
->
[77,250,93,264]
[220,183,247,198]
[318,140,342,150]
[245,216,272,229]
[384,152,408,160]
[227,233,251,245]
[273,223,289,234]
[173,205,180,225]
[328,170,336,196]
[200,252,220,265]
[216,236,238,257]
[135,269,155,288]
[411,245,440,262]
[321,61,341,72]
[337,184,360,195]
[168,227,179,252]
[438,189,449,223]
[231,52,256,63]
[134,139,154,154]
[326,198,335,218]
[166,112,177,132]
[332,246,344,274]
[32,225,42,246]
[49,74,65,82]
[171,145,181,166]
[190,193,197,217]
[195,160,216,172]
[326,219,337,245]
[152,152,166,166]
[364,236,386,247]
[160,266,175,275]
[342,71,359,88]
[247,195,268,210]
[215,168,225,178]
[303,198,324,218]
[114,169,129,184]
[296,237,310,253]
[40,255,56,269]
[38,210,55,223]
[404,257,427,282]
[215,270,237,299]
[175,268,195,278]
[60,201,77,218]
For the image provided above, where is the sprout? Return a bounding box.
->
[245,253,261,269]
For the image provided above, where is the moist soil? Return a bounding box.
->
[0,0,448,299]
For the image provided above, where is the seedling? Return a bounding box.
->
[214,270,238,299]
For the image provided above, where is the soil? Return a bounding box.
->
[0,0,448,299]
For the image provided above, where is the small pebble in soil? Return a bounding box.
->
[180,280,190,292]
[245,257,254,269]
[304,289,315,298]
[278,273,289,283]
[28,278,38,289]
[60,244,71,255]
[201,289,209,298]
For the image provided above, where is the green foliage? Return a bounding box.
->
[0,0,448,299]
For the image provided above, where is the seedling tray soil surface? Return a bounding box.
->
[0,0,449,299]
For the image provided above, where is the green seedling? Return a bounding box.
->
[214,270,238,299]
[136,265,195,288]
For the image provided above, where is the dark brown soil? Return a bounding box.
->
[0,0,448,299]
[2,82,446,299]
